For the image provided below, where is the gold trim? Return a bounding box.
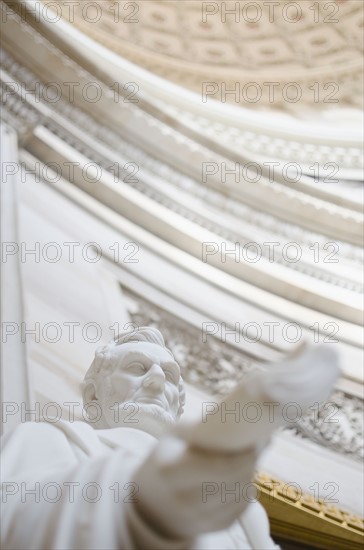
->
[255,472,364,550]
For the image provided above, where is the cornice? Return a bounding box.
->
[1,48,363,324]
[40,119,364,295]
[0,29,362,245]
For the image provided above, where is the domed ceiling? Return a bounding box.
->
[50,0,363,110]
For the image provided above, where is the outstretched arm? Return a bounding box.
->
[133,343,339,545]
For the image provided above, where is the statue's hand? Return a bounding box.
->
[133,435,258,540]
[175,344,340,453]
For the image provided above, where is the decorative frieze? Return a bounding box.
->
[290,390,364,462]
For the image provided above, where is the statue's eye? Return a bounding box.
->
[127,363,145,375]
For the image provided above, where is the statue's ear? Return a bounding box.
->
[82,380,98,404]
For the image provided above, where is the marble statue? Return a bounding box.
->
[1,327,339,549]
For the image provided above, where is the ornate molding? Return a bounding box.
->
[2,4,362,180]
[0,73,40,139]
[255,472,364,549]
[1,47,362,295]
[37,123,364,293]
[35,114,364,295]
[159,104,363,173]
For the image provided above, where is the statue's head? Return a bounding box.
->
[81,327,185,434]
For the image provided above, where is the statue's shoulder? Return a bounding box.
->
[2,419,105,462]
[1,419,57,442]
[2,418,94,444]
[40,416,92,430]
[40,417,108,456]
[39,417,99,439]
[0,420,74,462]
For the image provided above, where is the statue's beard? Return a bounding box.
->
[130,403,177,436]
[90,401,177,437]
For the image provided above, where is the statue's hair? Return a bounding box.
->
[82,326,185,417]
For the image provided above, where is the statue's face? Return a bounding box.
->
[93,341,181,430]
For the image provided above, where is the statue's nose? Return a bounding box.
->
[143,364,165,391]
